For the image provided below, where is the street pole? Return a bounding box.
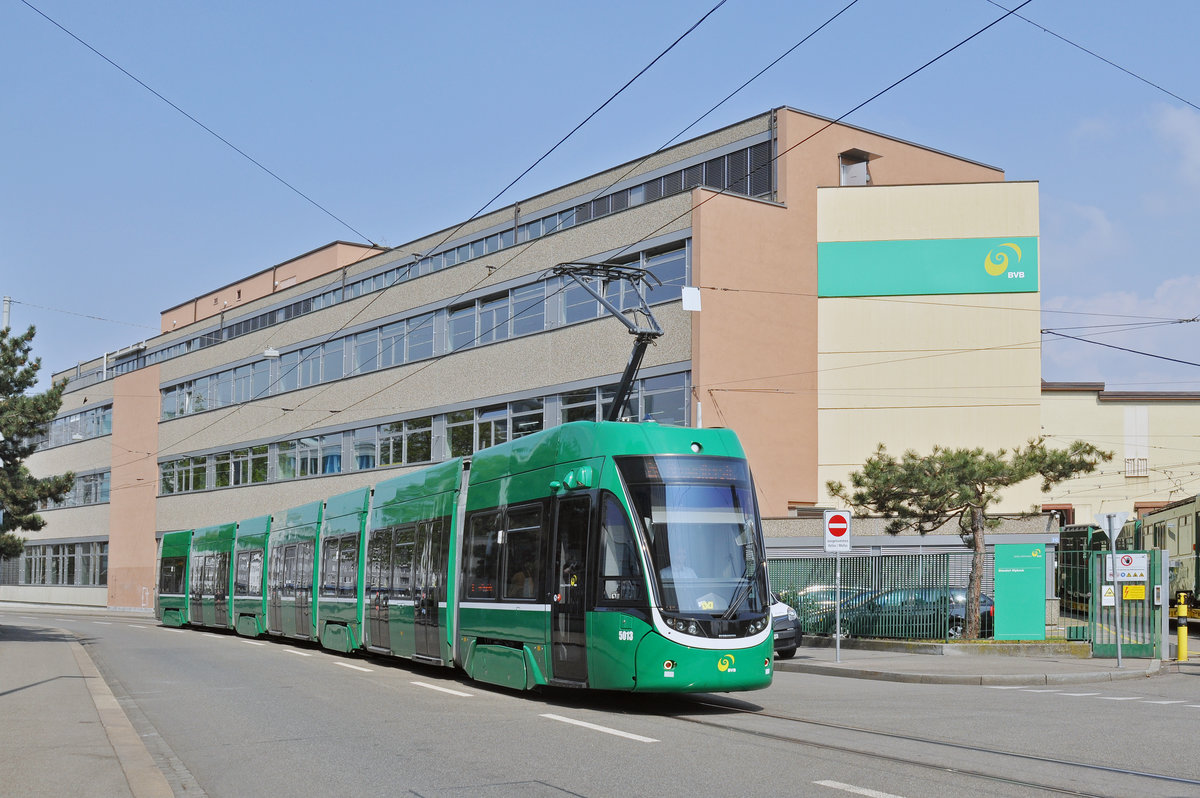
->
[1105,513,1124,669]
[835,550,842,663]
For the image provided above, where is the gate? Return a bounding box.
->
[1087,550,1163,658]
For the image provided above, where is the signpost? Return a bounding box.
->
[1094,512,1130,667]
[824,510,852,663]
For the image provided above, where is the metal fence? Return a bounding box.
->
[769,552,995,640]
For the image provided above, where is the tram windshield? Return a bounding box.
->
[616,455,767,616]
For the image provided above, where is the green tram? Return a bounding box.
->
[155,421,774,693]
[1056,523,1114,615]
[1138,497,1200,620]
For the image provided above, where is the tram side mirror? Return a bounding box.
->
[555,467,594,491]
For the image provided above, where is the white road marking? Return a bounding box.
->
[240,639,266,646]
[335,662,373,673]
[814,779,908,798]
[1097,696,1142,701]
[161,628,185,633]
[1059,692,1100,697]
[1188,705,1200,708]
[130,625,147,630]
[283,649,312,657]
[1145,700,1186,704]
[983,685,1025,690]
[1022,689,1061,693]
[201,633,223,639]
[19,616,36,620]
[92,621,112,625]
[540,713,658,743]
[412,681,473,697]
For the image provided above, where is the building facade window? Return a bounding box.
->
[155,373,686,496]
[34,404,113,449]
[44,471,111,509]
[159,243,690,421]
[19,541,108,586]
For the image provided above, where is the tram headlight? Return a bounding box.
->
[687,622,699,635]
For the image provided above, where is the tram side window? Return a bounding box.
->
[320,538,339,597]
[160,556,186,594]
[190,554,204,595]
[298,542,314,593]
[596,494,645,605]
[235,552,251,596]
[338,536,358,598]
[503,505,544,601]
[214,552,230,597]
[392,526,415,599]
[283,546,298,597]
[465,511,502,599]
[268,546,284,594]
[244,552,264,595]
[320,535,359,598]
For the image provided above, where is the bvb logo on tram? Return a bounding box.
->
[717,654,736,673]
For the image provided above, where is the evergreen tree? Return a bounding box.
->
[0,326,75,559]
[827,440,1111,639]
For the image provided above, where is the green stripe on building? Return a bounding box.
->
[817,236,1039,297]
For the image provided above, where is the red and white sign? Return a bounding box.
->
[823,510,852,552]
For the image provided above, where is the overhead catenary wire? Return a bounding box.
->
[986,0,1199,112]
[17,0,377,246]
[148,1,729,453]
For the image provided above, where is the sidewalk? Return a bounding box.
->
[775,636,1199,685]
[0,612,171,798]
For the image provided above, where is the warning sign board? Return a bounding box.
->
[1122,584,1146,601]
[1107,552,1148,583]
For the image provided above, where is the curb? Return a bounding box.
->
[777,659,1163,685]
[67,634,173,798]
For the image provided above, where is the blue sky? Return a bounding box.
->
[3,1,1198,392]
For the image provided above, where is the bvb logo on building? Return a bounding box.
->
[984,242,1022,276]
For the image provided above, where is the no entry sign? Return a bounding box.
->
[824,510,852,552]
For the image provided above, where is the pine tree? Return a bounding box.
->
[0,326,75,559]
[827,440,1111,639]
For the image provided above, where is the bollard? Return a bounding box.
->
[1178,593,1189,662]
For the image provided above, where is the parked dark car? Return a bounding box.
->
[798,585,993,640]
[770,593,801,658]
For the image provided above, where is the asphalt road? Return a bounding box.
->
[9,610,1200,798]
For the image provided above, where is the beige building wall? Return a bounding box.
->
[816,182,1043,512]
[1040,385,1200,521]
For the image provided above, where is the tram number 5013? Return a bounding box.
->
[618,630,634,641]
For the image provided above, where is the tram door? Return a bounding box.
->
[213,552,230,626]
[189,554,204,623]
[413,521,444,661]
[551,496,590,683]
[294,542,314,638]
[366,528,392,651]
[267,546,284,634]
